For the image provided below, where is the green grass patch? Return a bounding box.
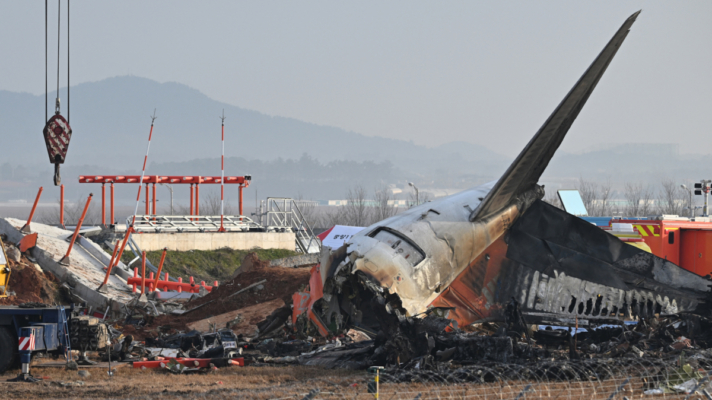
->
[110,247,298,283]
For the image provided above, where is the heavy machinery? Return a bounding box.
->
[0,305,73,380]
[0,239,110,380]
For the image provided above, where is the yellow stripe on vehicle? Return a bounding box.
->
[636,225,648,237]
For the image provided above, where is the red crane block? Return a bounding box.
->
[43,114,72,185]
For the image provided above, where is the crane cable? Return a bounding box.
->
[55,0,60,114]
[67,0,69,123]
[45,0,69,120]
[45,0,47,123]
[44,0,71,186]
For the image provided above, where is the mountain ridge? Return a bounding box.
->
[0,76,508,175]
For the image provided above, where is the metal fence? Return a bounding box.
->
[261,357,712,400]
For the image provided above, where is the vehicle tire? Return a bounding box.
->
[0,326,18,373]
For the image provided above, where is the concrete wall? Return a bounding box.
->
[130,232,296,252]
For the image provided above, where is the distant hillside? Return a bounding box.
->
[1,77,707,203]
[544,143,710,184]
[0,76,508,176]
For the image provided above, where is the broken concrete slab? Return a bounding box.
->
[269,253,318,269]
[0,218,133,313]
[77,235,131,281]
[187,298,285,336]
[155,291,194,300]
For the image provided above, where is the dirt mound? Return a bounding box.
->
[131,252,311,339]
[0,239,64,306]
[186,252,310,315]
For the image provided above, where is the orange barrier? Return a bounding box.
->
[129,268,218,294]
[18,233,38,253]
[133,357,244,369]
[153,248,167,291]
[141,251,147,294]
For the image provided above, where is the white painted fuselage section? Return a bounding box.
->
[342,181,522,316]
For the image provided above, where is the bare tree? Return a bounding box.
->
[657,179,686,216]
[598,179,612,217]
[319,206,347,228]
[199,191,234,216]
[623,182,643,217]
[343,185,370,226]
[175,203,190,215]
[372,185,397,224]
[639,185,655,218]
[623,182,655,217]
[39,195,102,226]
[577,178,599,216]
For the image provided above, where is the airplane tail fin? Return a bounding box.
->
[470,11,640,221]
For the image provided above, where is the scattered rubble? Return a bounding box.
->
[186,298,286,336]
[4,217,712,395]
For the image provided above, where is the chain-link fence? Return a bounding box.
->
[262,356,712,400]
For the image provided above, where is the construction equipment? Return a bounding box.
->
[0,241,10,298]
[0,304,114,381]
[0,305,74,380]
[42,0,73,185]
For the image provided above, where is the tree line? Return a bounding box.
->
[544,178,695,217]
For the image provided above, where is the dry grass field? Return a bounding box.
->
[1,363,697,399]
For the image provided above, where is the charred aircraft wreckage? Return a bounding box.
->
[292,11,712,367]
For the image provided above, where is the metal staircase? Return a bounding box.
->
[58,306,72,362]
[260,197,321,253]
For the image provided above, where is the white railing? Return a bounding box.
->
[126,214,262,233]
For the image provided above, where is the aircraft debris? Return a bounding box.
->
[295,11,712,350]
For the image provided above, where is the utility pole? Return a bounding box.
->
[681,184,693,218]
[408,182,419,207]
[160,183,174,215]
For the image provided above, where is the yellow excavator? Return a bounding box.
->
[0,240,10,298]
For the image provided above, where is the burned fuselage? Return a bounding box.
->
[304,11,711,337]
[312,190,711,335]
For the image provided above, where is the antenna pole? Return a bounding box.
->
[98,110,157,291]
[132,110,157,226]
[218,110,226,232]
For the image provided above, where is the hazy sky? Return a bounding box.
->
[2,1,711,157]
